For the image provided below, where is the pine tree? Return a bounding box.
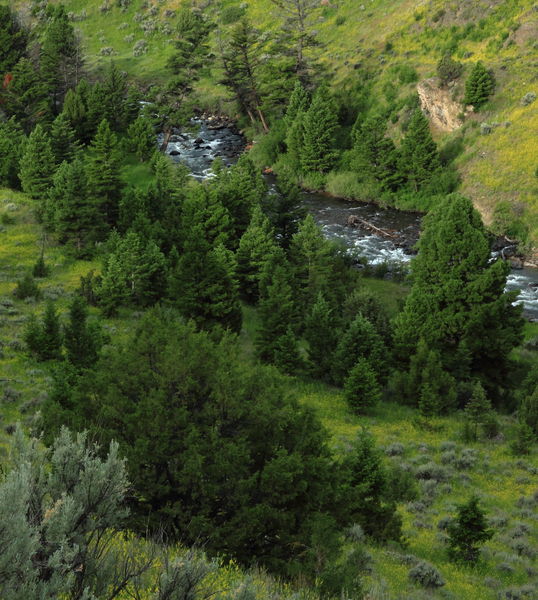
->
[32,252,49,278]
[344,358,382,414]
[269,172,306,247]
[510,422,534,456]
[437,53,463,87]
[447,497,493,564]
[62,84,89,142]
[0,5,27,74]
[63,295,102,369]
[47,158,102,256]
[273,326,303,375]
[86,119,123,226]
[285,110,306,173]
[0,118,26,189]
[301,89,339,174]
[256,260,296,362]
[304,292,338,380]
[393,194,524,401]
[331,314,387,386]
[520,387,538,437]
[50,112,80,165]
[101,61,128,132]
[464,62,495,110]
[284,80,311,128]
[236,206,278,303]
[19,124,56,200]
[39,301,63,360]
[399,109,440,191]
[465,381,492,440]
[127,115,155,162]
[14,273,40,300]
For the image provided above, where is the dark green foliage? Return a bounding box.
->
[256,258,297,362]
[46,158,103,256]
[0,5,27,74]
[267,170,307,247]
[393,194,523,403]
[300,88,339,174]
[409,561,445,588]
[25,301,63,361]
[284,80,311,128]
[447,497,493,564]
[464,62,495,109]
[14,272,40,300]
[304,293,339,380]
[331,314,387,386]
[86,119,123,226]
[127,115,156,161]
[339,431,402,542]
[510,422,534,456]
[520,387,538,437]
[342,288,391,342]
[50,112,80,165]
[465,381,492,441]
[272,326,304,375]
[437,53,463,86]
[399,109,440,191]
[101,61,129,132]
[63,295,102,369]
[43,309,337,575]
[344,357,382,414]
[62,82,90,142]
[236,206,279,302]
[0,118,26,189]
[19,124,56,200]
[32,253,49,278]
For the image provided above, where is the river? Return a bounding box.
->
[160,119,538,319]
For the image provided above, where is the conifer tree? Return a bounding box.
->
[127,115,156,162]
[285,110,306,173]
[47,158,102,256]
[25,301,63,361]
[101,61,128,132]
[393,194,523,400]
[464,62,495,110]
[284,80,311,128]
[19,124,56,200]
[447,497,493,564]
[273,326,303,375]
[465,381,492,440]
[62,84,89,142]
[236,206,278,302]
[344,358,382,414]
[256,261,296,363]
[0,118,26,189]
[0,5,27,74]
[520,387,538,437]
[50,112,80,165]
[300,89,339,174]
[437,53,463,87]
[304,292,338,380]
[399,109,440,192]
[86,119,123,226]
[269,172,306,247]
[63,295,102,369]
[331,314,387,386]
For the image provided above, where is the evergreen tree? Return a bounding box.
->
[0,5,27,74]
[520,387,538,437]
[447,497,493,564]
[399,109,440,192]
[127,115,156,161]
[339,430,402,542]
[344,358,382,414]
[301,89,339,174]
[236,206,278,302]
[273,326,303,375]
[0,117,26,189]
[101,61,128,132]
[19,124,56,200]
[285,109,306,173]
[393,194,524,402]
[46,158,102,256]
[465,381,492,440]
[32,252,49,278]
[510,422,534,456]
[63,295,102,369]
[86,119,123,226]
[284,80,311,128]
[62,83,89,142]
[331,314,387,386]
[256,260,296,363]
[304,292,338,380]
[25,301,62,361]
[342,289,391,342]
[14,272,40,300]
[464,62,495,110]
[437,53,463,86]
[50,112,80,165]
[269,172,306,247]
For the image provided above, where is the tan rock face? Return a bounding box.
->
[417,78,468,132]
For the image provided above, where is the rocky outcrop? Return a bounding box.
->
[417,78,470,132]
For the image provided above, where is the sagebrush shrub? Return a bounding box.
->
[408,561,445,588]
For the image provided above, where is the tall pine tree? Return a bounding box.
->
[19,124,56,200]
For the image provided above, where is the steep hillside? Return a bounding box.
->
[13,0,538,238]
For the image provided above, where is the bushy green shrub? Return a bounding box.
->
[13,273,41,300]
[408,561,445,588]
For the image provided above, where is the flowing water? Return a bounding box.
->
[164,119,538,319]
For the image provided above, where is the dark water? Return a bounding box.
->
[166,119,538,318]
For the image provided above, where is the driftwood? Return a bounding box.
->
[347,215,398,239]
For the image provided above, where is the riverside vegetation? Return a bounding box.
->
[1,2,538,600]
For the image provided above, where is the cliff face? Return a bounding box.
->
[417,78,469,132]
